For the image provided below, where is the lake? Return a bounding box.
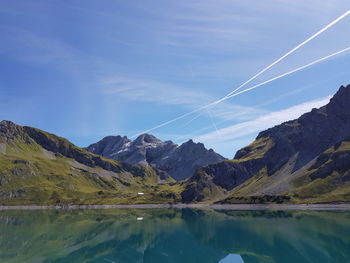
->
[0,208,349,262]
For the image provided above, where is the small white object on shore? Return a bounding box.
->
[137,217,143,220]
[137,192,144,195]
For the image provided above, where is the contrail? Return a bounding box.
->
[219,9,350,101]
[197,46,350,137]
[131,10,350,138]
[183,112,202,127]
[206,108,221,137]
[131,46,350,138]
[223,46,350,101]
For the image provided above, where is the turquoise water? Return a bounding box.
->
[0,209,349,263]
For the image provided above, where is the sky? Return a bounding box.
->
[0,0,350,158]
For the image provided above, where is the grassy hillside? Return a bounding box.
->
[219,137,350,204]
[289,138,350,203]
[0,121,183,205]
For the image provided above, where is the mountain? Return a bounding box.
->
[0,121,180,205]
[87,134,225,180]
[1,84,350,205]
[182,84,350,204]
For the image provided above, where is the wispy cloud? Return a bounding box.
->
[145,0,350,50]
[99,76,269,122]
[0,25,76,63]
[194,96,332,146]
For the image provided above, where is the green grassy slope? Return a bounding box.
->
[289,138,350,203]
[0,121,182,205]
[220,137,350,204]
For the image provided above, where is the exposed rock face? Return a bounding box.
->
[307,137,350,181]
[182,84,350,203]
[88,134,176,167]
[88,135,225,180]
[87,136,131,159]
[152,140,226,181]
[248,84,350,173]
[0,120,31,143]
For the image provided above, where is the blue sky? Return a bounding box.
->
[0,0,350,157]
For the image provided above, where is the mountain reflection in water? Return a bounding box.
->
[0,209,349,263]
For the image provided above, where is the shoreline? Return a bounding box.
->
[1,203,350,211]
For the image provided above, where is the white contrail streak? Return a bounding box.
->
[131,46,350,138]
[189,47,350,138]
[223,46,350,101]
[219,10,350,101]
[206,108,221,137]
[131,11,350,138]
[183,112,202,127]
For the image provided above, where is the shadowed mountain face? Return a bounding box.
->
[182,84,350,203]
[87,134,225,180]
[0,121,179,205]
[246,84,350,173]
[0,209,350,263]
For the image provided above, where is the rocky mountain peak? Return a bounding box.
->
[134,133,163,146]
[88,134,225,180]
[178,140,208,154]
[249,84,350,173]
[87,135,131,158]
[183,139,204,147]
[0,120,15,126]
[326,84,350,116]
[256,84,350,140]
[0,120,26,141]
[0,120,18,133]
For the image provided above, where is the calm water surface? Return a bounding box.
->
[0,209,349,263]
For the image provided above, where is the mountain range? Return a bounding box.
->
[87,134,225,180]
[0,121,181,205]
[0,84,349,205]
[182,84,350,204]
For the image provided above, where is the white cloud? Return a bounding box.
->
[99,76,269,122]
[194,96,332,145]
